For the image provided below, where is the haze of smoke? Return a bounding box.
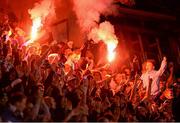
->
[28,0,55,24]
[72,0,117,32]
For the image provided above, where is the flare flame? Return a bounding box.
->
[107,42,117,62]
[88,21,118,62]
[31,17,42,41]
[24,0,55,46]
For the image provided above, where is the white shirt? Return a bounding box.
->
[141,59,167,95]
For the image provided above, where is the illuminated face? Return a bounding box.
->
[115,74,122,83]
[124,68,131,76]
[115,73,126,84]
[146,62,154,72]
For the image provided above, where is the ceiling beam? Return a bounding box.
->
[118,7,176,21]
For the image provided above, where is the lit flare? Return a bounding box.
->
[89,21,118,62]
[107,41,116,62]
[31,17,42,41]
[97,31,118,62]
[24,17,42,46]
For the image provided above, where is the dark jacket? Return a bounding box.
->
[1,107,23,122]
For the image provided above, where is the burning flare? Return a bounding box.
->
[73,0,134,62]
[24,17,42,46]
[24,0,55,46]
[31,17,42,41]
[88,21,118,62]
[107,42,116,62]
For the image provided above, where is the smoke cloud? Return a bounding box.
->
[88,21,118,44]
[88,21,118,62]
[28,0,55,25]
[72,0,117,32]
[73,0,122,62]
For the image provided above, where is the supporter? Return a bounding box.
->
[141,57,167,97]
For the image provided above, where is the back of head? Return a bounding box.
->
[9,92,26,105]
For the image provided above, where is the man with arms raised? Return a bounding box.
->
[141,57,167,98]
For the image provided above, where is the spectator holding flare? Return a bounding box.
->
[141,57,167,98]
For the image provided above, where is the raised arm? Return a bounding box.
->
[129,75,138,101]
[157,57,167,76]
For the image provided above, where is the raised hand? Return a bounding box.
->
[163,57,167,61]
[162,57,167,66]
[11,78,22,88]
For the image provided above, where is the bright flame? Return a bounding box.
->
[96,29,118,62]
[97,30,117,62]
[88,21,118,62]
[8,30,12,36]
[31,17,42,41]
[107,42,116,62]
[24,17,42,46]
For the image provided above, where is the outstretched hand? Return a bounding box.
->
[163,57,167,61]
[11,78,22,88]
[162,57,167,64]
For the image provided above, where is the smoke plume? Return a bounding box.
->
[73,0,120,62]
[28,0,55,24]
[25,0,56,45]
[88,21,118,44]
[73,0,117,32]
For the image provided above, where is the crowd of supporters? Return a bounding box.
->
[0,13,180,122]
